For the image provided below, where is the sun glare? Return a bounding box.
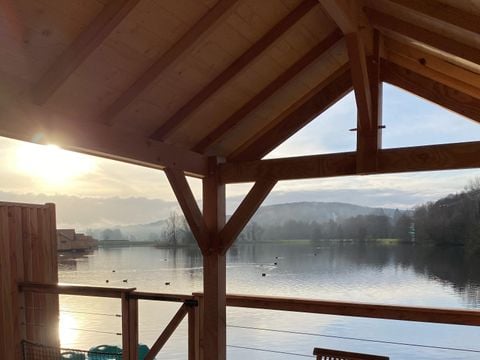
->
[59,313,78,347]
[15,144,95,185]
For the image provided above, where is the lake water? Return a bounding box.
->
[58,242,480,359]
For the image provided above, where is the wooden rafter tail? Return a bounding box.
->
[219,179,277,254]
[191,28,344,153]
[364,7,480,66]
[228,65,352,162]
[381,59,480,123]
[219,142,480,183]
[388,0,480,35]
[164,168,209,251]
[31,0,141,105]
[99,0,240,125]
[149,0,319,141]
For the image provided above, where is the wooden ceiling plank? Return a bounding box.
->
[228,65,352,162]
[31,0,141,105]
[0,114,208,177]
[219,179,277,254]
[320,0,372,130]
[388,0,480,35]
[381,59,480,124]
[191,28,343,153]
[365,7,480,66]
[150,0,318,141]
[165,168,209,251]
[220,141,480,183]
[100,0,240,124]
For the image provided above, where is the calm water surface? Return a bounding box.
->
[58,243,480,359]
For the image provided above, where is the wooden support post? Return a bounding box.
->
[121,292,138,360]
[202,157,227,360]
[187,302,197,360]
[356,30,383,173]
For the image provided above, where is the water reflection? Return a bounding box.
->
[57,243,480,359]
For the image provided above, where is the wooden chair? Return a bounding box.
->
[313,347,390,360]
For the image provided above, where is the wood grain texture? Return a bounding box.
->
[0,114,208,177]
[381,59,480,123]
[192,29,343,153]
[226,293,480,326]
[219,179,276,253]
[165,168,209,251]
[365,7,480,66]
[220,141,480,183]
[100,0,240,124]
[31,0,141,104]
[389,0,480,35]
[229,66,352,161]
[150,0,318,141]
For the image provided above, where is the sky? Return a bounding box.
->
[1,84,480,229]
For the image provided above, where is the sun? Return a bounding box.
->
[15,143,95,186]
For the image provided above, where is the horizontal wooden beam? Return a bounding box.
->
[219,179,276,253]
[0,111,208,177]
[192,29,343,152]
[100,0,239,124]
[150,0,318,141]
[388,0,480,35]
[365,7,480,66]
[220,141,480,183]
[228,65,352,161]
[19,282,135,298]
[165,168,209,250]
[31,0,140,105]
[225,293,480,326]
[381,59,480,123]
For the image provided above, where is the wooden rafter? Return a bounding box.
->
[228,65,352,161]
[220,141,480,183]
[219,179,276,253]
[31,0,141,105]
[381,59,480,123]
[99,0,240,124]
[191,28,343,153]
[164,168,209,250]
[384,38,480,99]
[365,7,480,66]
[388,0,480,35]
[0,114,207,177]
[319,0,372,130]
[150,0,318,141]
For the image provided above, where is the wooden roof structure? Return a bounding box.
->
[1,1,479,359]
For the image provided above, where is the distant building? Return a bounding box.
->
[57,229,98,252]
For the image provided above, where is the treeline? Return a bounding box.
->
[238,211,413,242]
[414,179,480,251]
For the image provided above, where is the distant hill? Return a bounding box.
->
[89,201,397,241]
[250,202,396,226]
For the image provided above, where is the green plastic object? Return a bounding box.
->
[88,345,122,360]
[138,344,150,359]
[61,352,86,360]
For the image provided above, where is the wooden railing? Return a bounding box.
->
[19,282,197,360]
[19,282,480,360]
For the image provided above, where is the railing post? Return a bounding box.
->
[186,299,198,360]
[121,291,138,360]
[192,293,204,360]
